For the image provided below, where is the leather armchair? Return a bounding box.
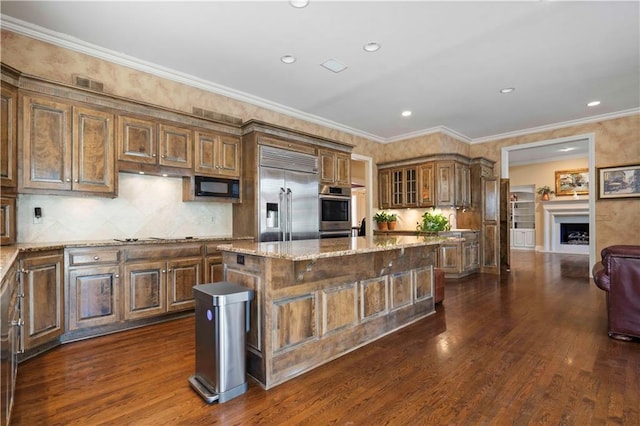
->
[593,245,640,341]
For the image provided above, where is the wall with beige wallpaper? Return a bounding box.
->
[510,158,589,250]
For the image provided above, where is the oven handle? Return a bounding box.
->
[319,194,351,201]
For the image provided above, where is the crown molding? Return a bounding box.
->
[471,108,640,144]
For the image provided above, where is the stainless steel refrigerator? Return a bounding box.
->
[258,146,319,242]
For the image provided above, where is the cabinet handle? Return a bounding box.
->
[162,269,166,273]
[20,269,29,274]
[93,256,100,260]
[167,269,173,273]
[152,154,157,158]
[10,319,24,326]
[66,178,71,182]
[74,179,79,183]
[115,274,120,278]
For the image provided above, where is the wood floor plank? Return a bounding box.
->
[11,251,640,425]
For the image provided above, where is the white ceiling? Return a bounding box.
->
[1,1,639,148]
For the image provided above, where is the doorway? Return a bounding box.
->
[501,134,596,272]
[350,154,373,236]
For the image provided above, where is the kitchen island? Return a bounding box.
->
[218,235,443,389]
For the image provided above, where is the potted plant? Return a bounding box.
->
[387,213,398,230]
[374,211,389,231]
[536,185,555,201]
[416,209,451,233]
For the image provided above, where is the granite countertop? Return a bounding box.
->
[0,236,253,283]
[217,235,446,261]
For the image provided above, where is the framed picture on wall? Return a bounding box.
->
[597,164,640,199]
[555,168,589,196]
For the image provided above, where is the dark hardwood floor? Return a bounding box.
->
[12,251,639,425]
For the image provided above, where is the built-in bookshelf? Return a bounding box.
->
[510,184,535,249]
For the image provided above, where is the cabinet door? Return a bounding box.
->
[418,163,435,207]
[73,106,116,194]
[218,135,241,177]
[0,196,16,245]
[436,162,455,207]
[21,94,72,191]
[1,84,18,188]
[404,167,417,207]
[319,149,336,184]
[21,254,64,349]
[455,163,470,207]
[167,257,201,312]
[335,152,351,187]
[68,265,120,330]
[124,261,165,320]
[378,169,391,209]
[391,169,404,207]
[205,253,224,283]
[524,230,535,248]
[439,245,459,273]
[119,115,157,164]
[158,123,192,168]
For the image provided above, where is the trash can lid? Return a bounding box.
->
[193,282,254,305]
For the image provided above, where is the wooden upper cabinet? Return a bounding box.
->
[21,94,116,195]
[73,106,116,194]
[319,149,350,187]
[194,131,240,178]
[418,163,435,207]
[158,123,192,169]
[389,166,417,208]
[118,115,157,164]
[21,94,73,191]
[435,161,455,207]
[454,162,471,208]
[1,84,18,188]
[378,169,391,209]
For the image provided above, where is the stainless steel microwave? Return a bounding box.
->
[194,176,240,199]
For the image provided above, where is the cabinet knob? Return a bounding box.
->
[162,269,166,273]
[93,256,100,260]
[66,178,71,182]
[152,154,157,158]
[10,319,24,326]
[74,179,79,183]
[115,274,120,278]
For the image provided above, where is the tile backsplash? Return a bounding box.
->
[17,173,233,243]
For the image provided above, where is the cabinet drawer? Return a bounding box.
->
[68,248,120,266]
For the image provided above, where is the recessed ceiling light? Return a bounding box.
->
[587,100,601,107]
[363,42,381,52]
[499,87,515,94]
[401,110,412,117]
[281,55,296,64]
[289,0,309,8]
[321,59,347,73]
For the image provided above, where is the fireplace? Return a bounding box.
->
[560,223,589,245]
[542,200,590,254]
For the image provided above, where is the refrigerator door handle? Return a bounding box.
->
[279,188,286,241]
[286,188,293,241]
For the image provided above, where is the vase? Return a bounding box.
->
[542,193,550,201]
[377,222,388,231]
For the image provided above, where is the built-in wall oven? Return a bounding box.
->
[319,185,351,238]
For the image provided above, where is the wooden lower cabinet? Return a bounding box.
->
[124,254,201,320]
[67,265,120,331]
[20,251,64,350]
[437,231,480,278]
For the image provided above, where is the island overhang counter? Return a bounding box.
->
[217,235,444,389]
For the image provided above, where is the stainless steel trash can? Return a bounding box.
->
[188,282,254,403]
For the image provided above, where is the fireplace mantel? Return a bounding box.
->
[542,200,590,254]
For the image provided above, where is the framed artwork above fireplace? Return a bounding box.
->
[555,168,589,196]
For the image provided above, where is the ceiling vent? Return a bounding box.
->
[73,75,104,92]
[321,59,348,73]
